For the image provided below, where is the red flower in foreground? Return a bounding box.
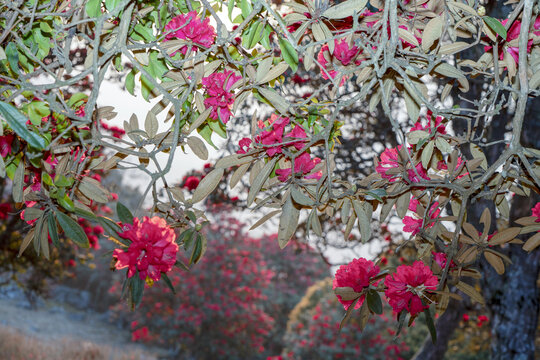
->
[532,202,540,222]
[384,261,438,316]
[275,153,322,182]
[184,176,200,191]
[333,258,380,310]
[113,216,179,282]
[201,70,242,124]
[164,11,216,55]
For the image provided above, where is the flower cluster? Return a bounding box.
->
[334,258,439,318]
[201,69,242,124]
[164,11,216,55]
[237,114,321,183]
[333,258,380,310]
[113,216,179,282]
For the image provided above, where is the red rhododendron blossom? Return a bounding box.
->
[317,39,361,84]
[410,113,446,135]
[376,146,429,183]
[164,11,216,55]
[257,115,290,157]
[333,258,380,310]
[532,202,540,222]
[284,125,308,151]
[275,153,322,182]
[0,134,14,157]
[432,251,455,270]
[484,17,540,64]
[237,138,253,154]
[0,203,11,219]
[184,176,200,190]
[403,201,441,235]
[113,216,179,282]
[384,261,438,316]
[202,70,242,124]
[463,313,470,322]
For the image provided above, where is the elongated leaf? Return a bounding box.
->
[79,177,110,203]
[323,0,367,19]
[339,297,361,330]
[278,38,298,72]
[55,210,89,248]
[191,168,224,203]
[18,228,35,257]
[161,272,176,294]
[367,290,382,315]
[12,160,24,203]
[523,232,540,252]
[488,227,521,245]
[424,308,437,344]
[456,281,484,305]
[247,157,278,206]
[116,202,134,224]
[483,16,507,39]
[187,136,208,160]
[249,209,281,230]
[0,101,46,150]
[278,195,300,249]
[334,287,362,301]
[48,214,60,248]
[144,111,159,138]
[422,17,443,51]
[259,88,290,115]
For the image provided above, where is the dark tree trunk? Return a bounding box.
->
[413,2,540,358]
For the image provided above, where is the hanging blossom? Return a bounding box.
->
[384,261,438,316]
[164,11,216,55]
[237,114,308,156]
[532,202,540,222]
[113,216,179,282]
[317,39,361,85]
[0,134,14,158]
[410,112,447,135]
[375,145,429,183]
[402,199,441,235]
[275,152,322,182]
[201,70,242,124]
[484,16,540,64]
[333,258,380,310]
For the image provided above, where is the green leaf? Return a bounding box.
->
[161,272,176,294]
[5,42,19,75]
[116,202,134,224]
[12,159,24,203]
[278,38,298,73]
[0,101,46,149]
[483,16,507,40]
[48,215,60,248]
[322,0,368,19]
[189,233,207,265]
[130,275,144,309]
[424,307,437,344]
[55,210,89,248]
[86,0,102,18]
[105,0,122,14]
[125,70,135,95]
[366,290,383,315]
[278,195,300,249]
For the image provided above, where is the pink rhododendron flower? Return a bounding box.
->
[410,112,446,135]
[164,11,216,55]
[376,146,429,183]
[333,258,380,310]
[432,251,455,270]
[113,216,179,282]
[317,39,361,84]
[532,202,540,222]
[0,203,11,220]
[384,261,438,316]
[463,313,470,322]
[484,17,540,64]
[0,134,14,157]
[201,70,242,124]
[237,138,252,154]
[403,200,441,235]
[258,115,290,157]
[184,176,200,191]
[284,124,308,151]
[275,153,322,182]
